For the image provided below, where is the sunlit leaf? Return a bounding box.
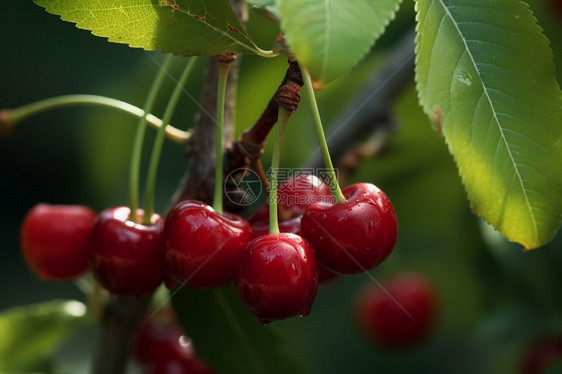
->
[415,0,562,248]
[0,300,87,372]
[34,0,269,56]
[278,0,402,86]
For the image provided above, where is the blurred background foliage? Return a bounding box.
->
[1,0,562,373]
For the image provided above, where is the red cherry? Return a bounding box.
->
[523,338,562,374]
[301,182,397,275]
[277,174,333,217]
[249,174,333,224]
[163,275,179,290]
[355,272,437,348]
[134,310,214,374]
[248,203,270,226]
[234,233,319,323]
[317,265,339,284]
[250,215,302,239]
[163,200,253,289]
[20,204,96,280]
[88,207,164,296]
[250,215,339,284]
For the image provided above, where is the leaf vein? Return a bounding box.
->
[437,0,538,241]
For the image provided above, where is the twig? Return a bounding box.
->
[91,2,248,373]
[223,54,303,212]
[91,295,152,374]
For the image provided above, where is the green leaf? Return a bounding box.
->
[278,0,402,86]
[415,0,562,249]
[34,0,270,56]
[0,300,87,372]
[172,284,302,374]
[246,0,279,19]
[246,0,275,8]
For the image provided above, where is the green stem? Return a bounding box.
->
[300,66,345,203]
[255,48,279,59]
[142,57,198,224]
[0,95,189,142]
[269,108,292,235]
[129,54,174,223]
[213,61,231,214]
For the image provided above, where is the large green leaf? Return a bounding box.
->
[0,300,87,372]
[34,0,269,56]
[415,0,562,249]
[172,284,301,374]
[278,0,402,86]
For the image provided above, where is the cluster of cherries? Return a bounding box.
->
[19,174,398,323]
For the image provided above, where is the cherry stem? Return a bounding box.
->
[128,55,174,223]
[0,95,190,142]
[88,280,104,322]
[213,61,231,214]
[300,65,345,203]
[255,48,279,58]
[142,57,199,224]
[269,108,292,235]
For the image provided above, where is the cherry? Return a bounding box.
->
[354,272,437,348]
[250,215,302,239]
[301,182,397,275]
[317,265,339,283]
[523,338,562,374]
[249,174,333,224]
[20,203,96,280]
[250,215,339,284]
[163,200,253,289]
[277,173,333,217]
[134,310,214,374]
[87,206,164,296]
[234,233,319,323]
[247,204,270,226]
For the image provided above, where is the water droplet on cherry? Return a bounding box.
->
[299,306,311,317]
[368,221,376,237]
[289,263,298,277]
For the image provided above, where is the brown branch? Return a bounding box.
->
[91,2,248,373]
[91,295,152,374]
[170,51,242,206]
[223,55,303,212]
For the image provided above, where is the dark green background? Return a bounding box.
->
[1,1,562,373]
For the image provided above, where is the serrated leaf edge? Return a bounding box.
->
[34,0,265,56]
[414,0,562,249]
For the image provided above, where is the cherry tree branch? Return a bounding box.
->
[91,2,248,373]
[223,56,303,212]
[91,295,152,374]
